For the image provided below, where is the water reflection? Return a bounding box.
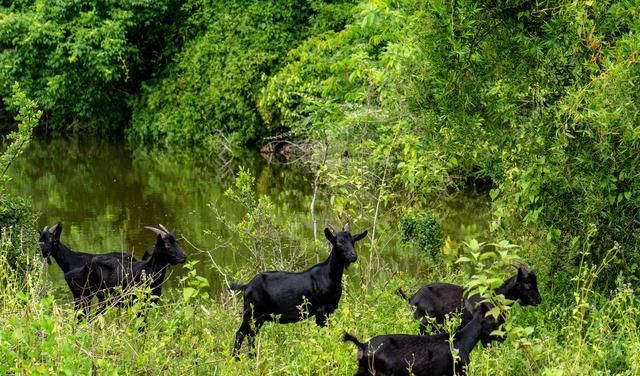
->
[9,137,491,297]
[10,138,317,294]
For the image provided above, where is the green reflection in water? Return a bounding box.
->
[9,138,319,295]
[9,137,491,297]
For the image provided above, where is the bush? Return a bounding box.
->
[400,212,444,258]
[0,0,184,133]
[129,0,356,148]
[0,83,40,279]
[0,195,38,278]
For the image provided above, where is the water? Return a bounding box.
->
[8,137,491,297]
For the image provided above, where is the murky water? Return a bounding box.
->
[9,137,491,297]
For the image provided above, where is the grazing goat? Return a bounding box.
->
[230,224,368,357]
[399,265,541,340]
[344,302,497,376]
[39,222,139,313]
[69,225,186,320]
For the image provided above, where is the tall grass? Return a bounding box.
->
[1,227,638,375]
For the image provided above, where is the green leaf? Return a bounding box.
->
[489,188,500,201]
[183,287,196,301]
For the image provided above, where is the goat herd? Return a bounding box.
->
[39,222,541,375]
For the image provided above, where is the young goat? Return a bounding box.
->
[39,222,139,313]
[69,225,186,320]
[399,265,541,340]
[344,302,497,376]
[230,224,368,357]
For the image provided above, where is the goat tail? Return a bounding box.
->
[229,282,247,291]
[343,332,364,349]
[395,287,409,302]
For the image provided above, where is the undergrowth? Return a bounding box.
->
[1,228,638,375]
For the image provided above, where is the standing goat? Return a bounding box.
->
[39,222,139,312]
[398,265,541,341]
[69,225,186,320]
[39,222,138,271]
[230,224,368,357]
[343,302,497,376]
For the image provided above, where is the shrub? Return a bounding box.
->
[401,212,444,258]
[0,83,40,279]
[0,0,184,133]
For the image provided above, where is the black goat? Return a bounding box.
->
[399,265,541,340]
[344,302,497,376]
[69,225,186,320]
[39,222,139,313]
[39,222,138,271]
[230,224,368,357]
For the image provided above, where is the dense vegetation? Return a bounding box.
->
[1,0,639,374]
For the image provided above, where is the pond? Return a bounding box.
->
[8,137,491,297]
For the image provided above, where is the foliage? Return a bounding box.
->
[3,137,640,374]
[0,83,40,278]
[128,0,356,147]
[215,167,314,272]
[260,0,640,286]
[2,0,640,373]
[1,227,639,374]
[0,0,183,133]
[400,211,444,258]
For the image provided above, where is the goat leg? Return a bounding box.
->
[233,303,256,359]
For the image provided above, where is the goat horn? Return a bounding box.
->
[144,226,166,236]
[326,223,336,235]
[343,223,350,232]
[43,226,48,233]
[159,224,171,234]
[49,223,59,233]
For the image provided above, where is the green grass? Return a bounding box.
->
[1,243,638,375]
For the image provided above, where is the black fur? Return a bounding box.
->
[67,227,186,320]
[39,222,138,314]
[231,225,368,357]
[344,304,497,376]
[404,266,541,342]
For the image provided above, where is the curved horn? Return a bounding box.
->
[343,223,350,232]
[144,226,166,237]
[43,226,48,233]
[49,223,59,233]
[159,224,171,234]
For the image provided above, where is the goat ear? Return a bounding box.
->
[53,222,63,239]
[518,265,529,280]
[353,230,368,242]
[464,299,475,314]
[324,227,336,243]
